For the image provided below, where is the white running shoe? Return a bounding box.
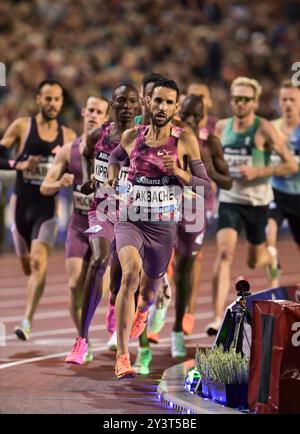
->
[266,246,281,282]
[14,319,31,341]
[148,276,172,333]
[106,330,117,351]
[171,331,187,358]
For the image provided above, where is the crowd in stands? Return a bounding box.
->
[1,0,300,134]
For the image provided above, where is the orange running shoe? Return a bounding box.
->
[182,313,195,335]
[130,310,148,338]
[115,354,135,379]
[147,331,160,344]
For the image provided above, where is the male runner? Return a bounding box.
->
[267,80,300,288]
[0,79,76,340]
[64,84,140,365]
[187,81,216,132]
[108,78,211,379]
[176,81,217,335]
[40,96,109,346]
[171,94,232,357]
[208,76,298,335]
[133,72,173,375]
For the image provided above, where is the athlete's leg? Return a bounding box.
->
[25,240,51,323]
[65,257,88,334]
[115,245,142,357]
[173,250,195,332]
[266,218,279,249]
[187,252,203,316]
[20,256,31,276]
[80,236,111,339]
[211,228,238,330]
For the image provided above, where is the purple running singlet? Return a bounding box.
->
[115,125,184,279]
[65,137,92,261]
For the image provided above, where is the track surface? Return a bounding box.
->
[0,235,299,414]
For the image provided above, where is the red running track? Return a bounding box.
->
[0,235,299,414]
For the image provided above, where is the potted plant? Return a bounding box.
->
[195,346,249,409]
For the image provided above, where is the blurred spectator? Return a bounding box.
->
[0,0,298,135]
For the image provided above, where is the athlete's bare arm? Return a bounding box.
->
[0,117,42,171]
[240,119,298,180]
[162,128,201,185]
[107,128,137,186]
[83,127,101,159]
[214,119,228,140]
[63,127,77,144]
[205,134,232,190]
[260,119,298,175]
[40,142,73,196]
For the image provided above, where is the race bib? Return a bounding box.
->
[133,185,178,212]
[118,166,128,184]
[23,157,53,185]
[73,190,93,212]
[94,158,108,183]
[224,154,252,177]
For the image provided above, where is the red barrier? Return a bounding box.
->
[248,300,300,413]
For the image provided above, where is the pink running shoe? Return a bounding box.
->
[106,303,116,333]
[65,337,88,365]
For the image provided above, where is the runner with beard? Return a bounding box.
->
[40,97,109,359]
[108,78,211,379]
[267,80,300,288]
[209,77,297,336]
[133,72,173,375]
[0,79,76,340]
[171,94,232,357]
[64,84,140,365]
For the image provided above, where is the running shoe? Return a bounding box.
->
[65,337,88,365]
[134,347,152,375]
[105,303,116,333]
[147,331,160,344]
[130,310,148,338]
[83,342,93,364]
[205,318,222,336]
[266,246,281,282]
[115,354,135,379]
[147,277,172,333]
[171,331,187,358]
[106,330,117,351]
[182,313,195,335]
[14,319,31,341]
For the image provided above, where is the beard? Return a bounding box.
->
[151,112,173,128]
[41,107,58,121]
[234,107,252,119]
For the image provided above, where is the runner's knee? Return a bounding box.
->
[121,269,140,294]
[30,254,46,273]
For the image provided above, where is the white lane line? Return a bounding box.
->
[1,295,213,323]
[0,284,68,298]
[0,294,68,309]
[4,311,213,341]
[0,332,210,370]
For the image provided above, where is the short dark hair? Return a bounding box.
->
[150,78,180,101]
[112,83,139,98]
[142,72,166,90]
[183,94,203,107]
[36,78,64,94]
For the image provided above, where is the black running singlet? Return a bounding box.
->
[15,117,64,200]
